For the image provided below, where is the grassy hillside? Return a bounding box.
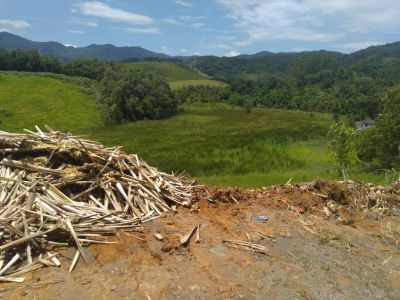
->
[0,73,102,132]
[0,73,386,187]
[122,61,226,89]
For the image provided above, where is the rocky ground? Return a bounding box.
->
[2,180,400,299]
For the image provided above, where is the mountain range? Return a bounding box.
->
[1,31,400,82]
[1,31,400,63]
[0,32,169,61]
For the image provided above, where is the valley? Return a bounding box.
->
[0,72,387,187]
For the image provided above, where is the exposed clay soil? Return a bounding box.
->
[2,180,400,299]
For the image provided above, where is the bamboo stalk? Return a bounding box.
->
[0,226,59,253]
[69,250,80,273]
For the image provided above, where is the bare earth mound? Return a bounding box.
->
[0,129,399,299]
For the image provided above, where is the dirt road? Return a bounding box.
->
[3,181,400,299]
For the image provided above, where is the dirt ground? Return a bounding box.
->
[2,180,400,299]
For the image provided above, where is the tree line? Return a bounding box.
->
[0,48,107,79]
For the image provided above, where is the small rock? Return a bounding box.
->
[154,232,163,241]
[295,207,305,213]
[252,215,268,222]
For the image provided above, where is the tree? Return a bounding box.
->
[328,122,356,180]
[356,85,400,169]
[97,68,178,124]
[39,55,62,73]
[228,93,244,106]
[0,48,9,69]
[243,98,253,113]
[378,85,400,165]
[63,59,108,80]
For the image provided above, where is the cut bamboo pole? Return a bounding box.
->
[69,250,80,273]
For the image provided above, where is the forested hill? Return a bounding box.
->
[188,42,400,81]
[179,41,400,123]
[348,41,400,61]
[0,32,168,61]
[187,50,344,80]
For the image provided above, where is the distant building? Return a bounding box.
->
[355,120,375,130]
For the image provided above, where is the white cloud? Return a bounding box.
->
[193,51,201,56]
[215,0,400,45]
[174,0,192,7]
[161,45,168,53]
[69,29,85,34]
[211,35,236,41]
[123,27,160,34]
[64,43,78,48]
[190,22,204,29]
[233,40,252,46]
[74,1,153,24]
[224,50,240,57]
[0,19,31,29]
[162,15,206,30]
[204,44,232,50]
[68,18,98,27]
[162,18,180,25]
[180,48,187,52]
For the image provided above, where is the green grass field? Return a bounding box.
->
[121,61,226,90]
[0,73,102,132]
[0,72,387,187]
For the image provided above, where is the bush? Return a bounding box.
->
[328,122,356,179]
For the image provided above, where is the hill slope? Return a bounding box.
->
[0,72,102,131]
[0,32,168,61]
[188,51,344,80]
[348,41,400,61]
[188,42,400,80]
[123,61,227,89]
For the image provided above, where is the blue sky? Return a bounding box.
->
[0,0,399,56]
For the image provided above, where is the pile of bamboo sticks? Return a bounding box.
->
[0,126,195,282]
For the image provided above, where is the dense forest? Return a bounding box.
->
[186,44,400,120]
